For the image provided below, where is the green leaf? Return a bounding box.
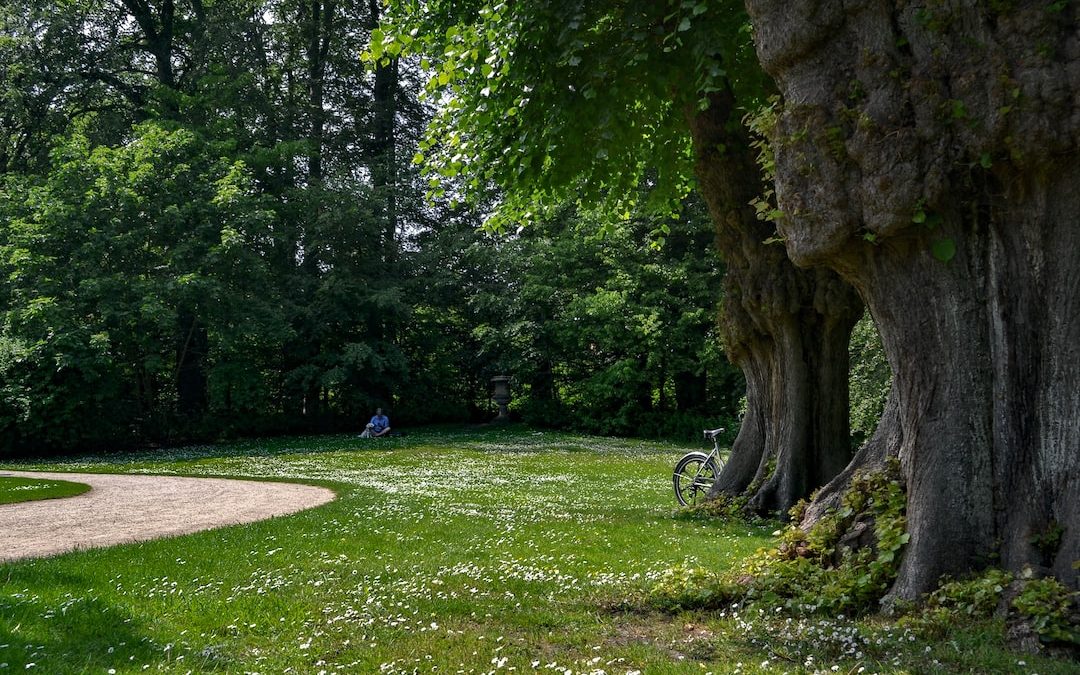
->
[931,238,956,262]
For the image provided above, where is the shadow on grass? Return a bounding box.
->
[0,566,231,673]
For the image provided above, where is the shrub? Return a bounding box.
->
[647,564,740,612]
[1012,577,1080,646]
[654,461,909,616]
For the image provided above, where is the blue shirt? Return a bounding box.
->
[369,415,389,432]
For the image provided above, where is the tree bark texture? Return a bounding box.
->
[686,89,864,516]
[745,0,1080,596]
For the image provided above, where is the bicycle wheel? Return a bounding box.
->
[673,452,720,507]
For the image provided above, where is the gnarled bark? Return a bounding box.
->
[746,0,1080,596]
[686,88,863,516]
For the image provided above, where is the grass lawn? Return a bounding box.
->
[0,476,90,505]
[0,427,1072,674]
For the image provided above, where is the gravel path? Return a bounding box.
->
[0,470,336,563]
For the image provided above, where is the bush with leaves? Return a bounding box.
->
[652,461,909,616]
[0,123,276,452]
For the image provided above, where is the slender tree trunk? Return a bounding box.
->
[305,0,334,186]
[368,0,399,257]
[746,0,1080,595]
[686,88,863,516]
[176,310,208,417]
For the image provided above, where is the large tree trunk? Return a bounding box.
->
[686,89,863,516]
[745,0,1080,596]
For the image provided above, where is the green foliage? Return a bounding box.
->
[931,237,957,262]
[647,564,739,611]
[0,122,277,450]
[678,492,759,523]
[434,197,742,439]
[654,461,909,616]
[1013,577,1080,645]
[377,0,769,230]
[848,312,891,446]
[0,0,431,450]
[1031,521,1066,560]
[3,0,761,452]
[929,569,1013,617]
[896,569,1014,637]
[744,96,785,227]
[899,570,1079,647]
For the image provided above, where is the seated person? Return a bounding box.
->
[360,408,391,438]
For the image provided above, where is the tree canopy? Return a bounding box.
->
[377,0,767,231]
[0,0,744,452]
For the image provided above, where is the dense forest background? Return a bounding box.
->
[0,0,886,455]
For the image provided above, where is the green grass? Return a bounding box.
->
[0,476,90,504]
[0,427,1073,674]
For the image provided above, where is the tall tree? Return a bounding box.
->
[379,0,863,513]
[0,0,429,447]
[745,0,1080,596]
[0,123,277,448]
[366,0,400,256]
[687,89,862,511]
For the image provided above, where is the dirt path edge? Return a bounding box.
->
[0,470,336,563]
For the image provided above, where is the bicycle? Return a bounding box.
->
[673,427,726,507]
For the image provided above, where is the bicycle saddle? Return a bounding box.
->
[703,427,726,440]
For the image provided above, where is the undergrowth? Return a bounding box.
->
[654,459,908,617]
[652,458,1080,666]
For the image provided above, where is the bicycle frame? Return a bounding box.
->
[701,428,724,464]
[673,427,726,506]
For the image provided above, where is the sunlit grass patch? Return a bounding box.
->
[0,476,90,505]
[0,427,1074,674]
